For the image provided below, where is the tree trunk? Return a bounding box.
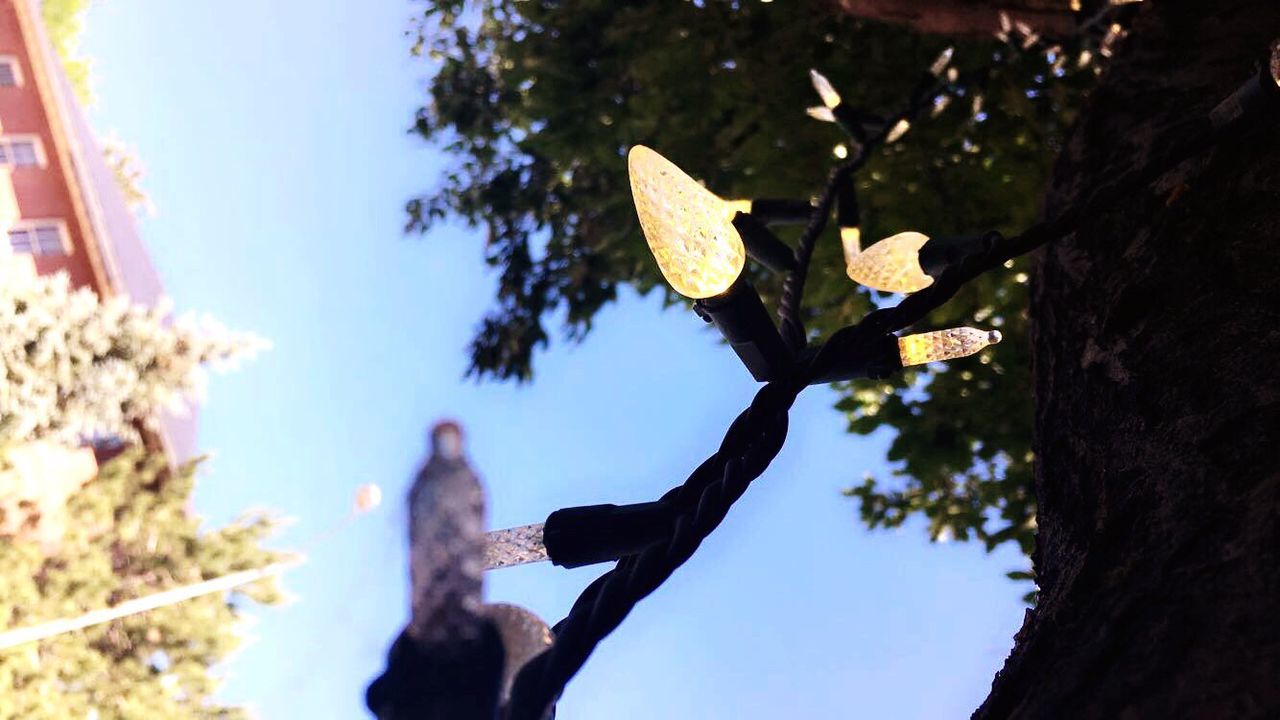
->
[833,0,1074,37]
[977,2,1280,718]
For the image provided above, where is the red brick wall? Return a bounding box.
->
[0,0,100,292]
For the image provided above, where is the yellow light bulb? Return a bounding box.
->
[846,231,934,293]
[354,483,382,513]
[898,328,1002,367]
[809,69,841,109]
[884,119,911,144]
[840,226,862,267]
[628,146,746,300]
[929,47,954,77]
[1270,40,1279,87]
[806,106,836,123]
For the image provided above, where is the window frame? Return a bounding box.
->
[7,219,71,256]
[0,55,23,88]
[0,134,48,168]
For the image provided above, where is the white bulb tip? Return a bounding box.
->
[988,330,1003,344]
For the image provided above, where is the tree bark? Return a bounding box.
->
[977,1,1280,718]
[833,0,1075,37]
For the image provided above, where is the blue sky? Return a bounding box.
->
[81,2,1026,717]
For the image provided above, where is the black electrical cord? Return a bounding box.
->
[504,88,1256,719]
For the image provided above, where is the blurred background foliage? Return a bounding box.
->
[40,0,93,104]
[0,450,288,720]
[406,0,1100,576]
[42,0,152,212]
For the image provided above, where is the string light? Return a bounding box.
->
[1015,21,1041,49]
[629,146,792,380]
[1210,40,1280,129]
[997,11,1013,43]
[808,68,841,109]
[840,227,862,267]
[929,47,954,77]
[806,106,836,123]
[1272,39,1280,87]
[836,175,861,269]
[1100,23,1124,57]
[628,145,746,299]
[884,119,911,143]
[373,23,1273,719]
[846,231,934,293]
[485,523,547,569]
[898,328,1002,366]
[722,198,754,217]
[354,483,382,513]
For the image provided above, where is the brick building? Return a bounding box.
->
[1,0,192,542]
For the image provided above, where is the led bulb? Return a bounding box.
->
[898,327,1002,366]
[846,231,934,293]
[809,68,842,108]
[884,119,911,144]
[840,226,862,266]
[929,47,954,77]
[485,523,548,570]
[806,106,836,123]
[628,146,746,299]
[354,483,382,513]
[1270,39,1279,88]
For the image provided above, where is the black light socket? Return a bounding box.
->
[807,332,903,385]
[832,104,884,143]
[918,233,998,279]
[836,176,860,231]
[1210,42,1280,131]
[696,276,794,382]
[749,198,815,225]
[732,213,798,274]
[543,501,674,568]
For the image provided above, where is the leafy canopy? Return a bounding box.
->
[0,450,288,720]
[408,0,1096,560]
[40,0,153,212]
[0,258,267,448]
[40,0,93,105]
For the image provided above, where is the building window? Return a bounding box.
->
[0,136,45,167]
[0,56,22,87]
[8,221,69,256]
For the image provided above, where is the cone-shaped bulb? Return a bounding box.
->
[930,47,954,77]
[809,69,841,108]
[806,106,836,123]
[898,327,1002,366]
[628,146,746,299]
[846,231,933,293]
[884,119,911,144]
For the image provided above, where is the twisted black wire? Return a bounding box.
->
[503,106,1227,717]
[503,14,1203,717]
[775,159,858,353]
